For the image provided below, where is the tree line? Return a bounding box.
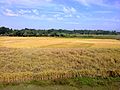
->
[0,26,120,37]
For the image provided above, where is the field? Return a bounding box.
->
[0,37,120,89]
[0,37,120,48]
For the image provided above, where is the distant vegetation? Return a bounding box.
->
[116,35,120,40]
[0,26,120,39]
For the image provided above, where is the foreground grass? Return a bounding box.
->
[0,48,120,84]
[29,77,120,87]
[0,77,120,90]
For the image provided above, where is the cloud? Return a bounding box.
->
[32,9,39,15]
[53,14,63,20]
[63,7,76,14]
[93,10,113,14]
[18,9,31,15]
[64,21,79,24]
[74,0,120,8]
[64,14,72,18]
[3,9,18,16]
[2,8,59,21]
[22,14,53,21]
[74,0,110,7]
[0,0,53,6]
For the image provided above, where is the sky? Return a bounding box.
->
[0,0,120,31]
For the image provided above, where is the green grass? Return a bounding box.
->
[66,34,120,39]
[0,77,120,89]
[26,77,120,89]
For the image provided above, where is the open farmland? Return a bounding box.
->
[0,37,120,48]
[0,37,120,89]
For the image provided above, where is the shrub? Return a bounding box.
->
[116,35,120,40]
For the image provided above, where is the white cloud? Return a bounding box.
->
[0,0,53,6]
[71,7,76,13]
[53,14,63,20]
[3,9,18,16]
[94,10,113,14]
[64,21,79,24]
[23,14,54,21]
[64,14,72,18]
[75,0,120,8]
[18,9,31,15]
[76,15,80,18]
[32,9,39,15]
[53,14,60,18]
[63,7,77,14]
[56,17,63,20]
[75,0,106,6]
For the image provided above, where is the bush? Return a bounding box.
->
[116,35,120,40]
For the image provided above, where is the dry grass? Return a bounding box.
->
[0,48,120,83]
[0,37,120,48]
[0,37,120,83]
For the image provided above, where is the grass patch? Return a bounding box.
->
[1,77,119,89]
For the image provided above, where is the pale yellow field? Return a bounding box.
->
[0,37,120,48]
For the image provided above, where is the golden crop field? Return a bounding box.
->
[0,37,120,84]
[0,37,120,48]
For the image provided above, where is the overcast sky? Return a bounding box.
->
[0,0,120,31]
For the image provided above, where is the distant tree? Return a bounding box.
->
[0,26,120,37]
[0,26,10,35]
[23,31,28,37]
